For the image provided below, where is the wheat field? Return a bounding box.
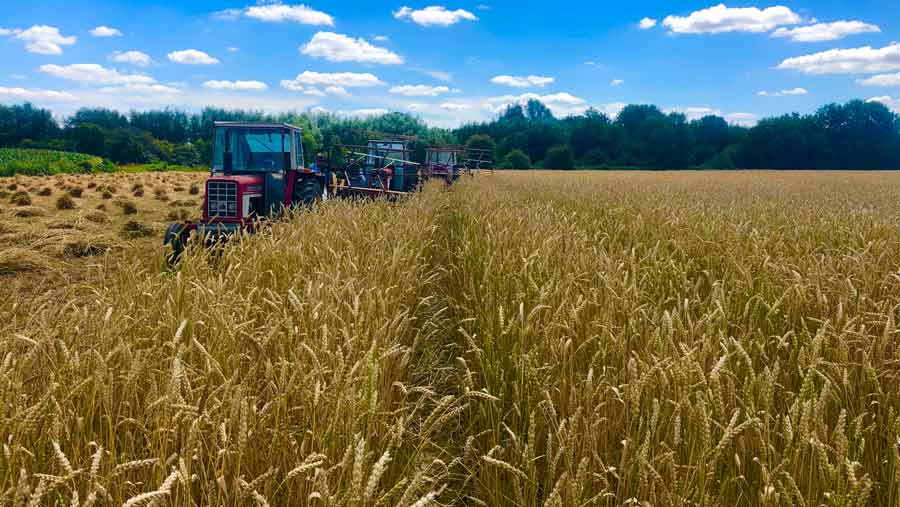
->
[2,170,900,506]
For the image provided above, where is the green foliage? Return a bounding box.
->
[3,99,900,172]
[0,148,108,177]
[542,144,575,169]
[500,149,531,169]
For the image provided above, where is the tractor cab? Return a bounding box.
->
[425,145,464,182]
[210,122,305,219]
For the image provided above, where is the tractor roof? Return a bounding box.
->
[213,121,302,131]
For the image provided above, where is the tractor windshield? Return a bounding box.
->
[214,128,288,173]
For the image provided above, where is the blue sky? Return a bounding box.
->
[1,0,898,127]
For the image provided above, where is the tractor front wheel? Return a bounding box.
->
[293,177,324,207]
[163,223,186,266]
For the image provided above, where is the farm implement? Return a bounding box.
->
[164,121,487,263]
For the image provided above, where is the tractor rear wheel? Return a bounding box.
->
[163,223,186,266]
[293,177,324,207]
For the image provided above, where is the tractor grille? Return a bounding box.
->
[207,181,237,218]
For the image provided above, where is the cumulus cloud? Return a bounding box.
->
[777,43,900,75]
[667,106,759,126]
[39,63,155,85]
[725,112,759,126]
[484,92,588,117]
[389,84,450,96]
[758,87,808,96]
[243,3,334,25]
[280,71,385,90]
[489,75,555,88]
[5,25,77,55]
[167,49,219,65]
[610,79,624,87]
[638,18,657,29]
[867,96,900,112]
[300,32,403,64]
[98,83,181,95]
[440,102,471,110]
[325,85,350,96]
[109,50,151,67]
[772,20,880,42]
[0,86,77,102]
[663,4,801,34]
[89,25,122,37]
[203,80,268,91]
[373,35,390,42]
[343,108,389,117]
[394,6,477,26]
[857,73,900,87]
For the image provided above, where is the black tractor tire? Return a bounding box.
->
[293,177,324,207]
[163,223,186,266]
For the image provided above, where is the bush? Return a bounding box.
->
[542,145,575,170]
[499,149,531,169]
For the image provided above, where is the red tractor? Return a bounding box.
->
[163,121,326,261]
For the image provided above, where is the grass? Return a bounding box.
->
[1,171,899,505]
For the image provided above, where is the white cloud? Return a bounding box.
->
[0,86,77,102]
[490,75,555,88]
[300,32,403,64]
[394,6,478,27]
[203,80,268,91]
[867,96,900,112]
[8,25,77,55]
[663,4,801,34]
[389,84,450,96]
[214,9,242,21]
[484,92,588,117]
[725,112,759,126]
[39,63,155,85]
[344,108,389,117]
[758,87,808,96]
[303,87,326,97]
[373,35,390,42]
[280,71,385,90]
[167,49,220,65]
[89,25,122,37]
[0,28,12,36]
[611,79,624,87]
[857,73,900,87]
[98,83,181,95]
[772,21,880,42]
[244,3,334,26]
[325,85,350,96]
[227,46,240,53]
[407,103,427,111]
[440,102,471,110]
[638,18,657,30]
[777,43,900,75]
[310,106,330,114]
[109,50,151,67]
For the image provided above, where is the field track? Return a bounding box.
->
[3,170,900,506]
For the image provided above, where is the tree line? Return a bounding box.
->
[1,98,899,170]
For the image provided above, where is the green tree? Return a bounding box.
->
[500,149,531,169]
[543,145,575,169]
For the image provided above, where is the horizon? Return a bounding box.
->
[1,1,898,128]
